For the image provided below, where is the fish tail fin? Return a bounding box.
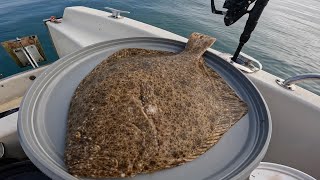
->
[182,32,216,59]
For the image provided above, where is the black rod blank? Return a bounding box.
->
[231,0,270,61]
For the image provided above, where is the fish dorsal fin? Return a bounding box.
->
[182,32,216,59]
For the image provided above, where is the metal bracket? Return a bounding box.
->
[1,35,46,68]
[276,79,295,91]
[276,73,320,91]
[104,7,130,19]
[13,44,43,68]
[220,52,262,73]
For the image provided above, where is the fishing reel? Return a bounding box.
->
[211,0,269,61]
[211,0,256,26]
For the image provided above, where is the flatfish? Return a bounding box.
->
[65,33,248,178]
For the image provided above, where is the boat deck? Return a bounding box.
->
[0,97,22,113]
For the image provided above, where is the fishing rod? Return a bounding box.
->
[211,0,269,62]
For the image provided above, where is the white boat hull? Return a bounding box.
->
[0,6,319,179]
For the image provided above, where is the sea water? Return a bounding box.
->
[0,0,319,94]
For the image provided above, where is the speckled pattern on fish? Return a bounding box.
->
[65,33,248,178]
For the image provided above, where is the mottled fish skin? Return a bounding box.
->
[65,33,248,178]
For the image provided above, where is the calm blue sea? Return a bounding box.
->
[0,0,319,94]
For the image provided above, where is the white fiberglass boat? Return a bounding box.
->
[0,6,319,180]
